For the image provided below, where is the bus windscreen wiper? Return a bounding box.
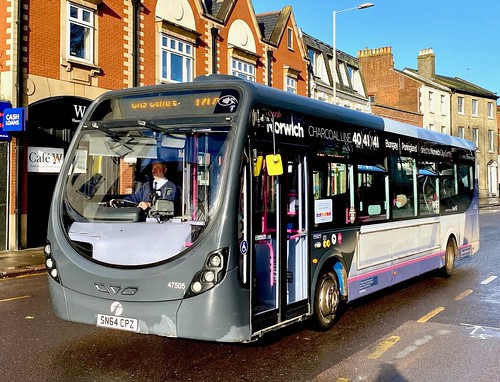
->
[85,119,164,135]
[137,119,164,133]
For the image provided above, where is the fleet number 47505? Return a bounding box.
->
[168,282,186,290]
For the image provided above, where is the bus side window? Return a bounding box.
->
[312,161,349,226]
[417,161,438,216]
[439,163,474,213]
[357,167,388,223]
[389,156,416,219]
[439,162,460,212]
[418,175,438,215]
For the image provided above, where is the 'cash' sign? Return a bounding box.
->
[2,108,25,132]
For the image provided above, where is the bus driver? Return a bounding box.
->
[111,161,179,210]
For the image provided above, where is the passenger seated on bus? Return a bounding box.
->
[110,161,179,210]
[393,194,412,217]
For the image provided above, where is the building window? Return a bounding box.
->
[472,99,478,116]
[161,35,193,83]
[287,28,293,50]
[488,130,494,152]
[308,49,315,68]
[441,126,446,134]
[231,58,255,81]
[347,65,354,81]
[68,4,94,62]
[428,123,434,131]
[457,96,464,114]
[458,126,465,139]
[428,91,434,113]
[472,128,478,148]
[440,95,446,115]
[286,76,297,93]
[369,95,375,103]
[488,102,494,118]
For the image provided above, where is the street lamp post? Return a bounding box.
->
[332,2,374,105]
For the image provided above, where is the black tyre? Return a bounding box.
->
[312,270,341,331]
[442,237,457,277]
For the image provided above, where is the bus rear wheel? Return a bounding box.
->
[313,270,340,331]
[442,237,457,277]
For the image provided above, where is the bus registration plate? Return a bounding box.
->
[97,314,139,332]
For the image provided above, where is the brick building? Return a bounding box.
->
[357,47,423,126]
[0,0,308,250]
[358,46,499,198]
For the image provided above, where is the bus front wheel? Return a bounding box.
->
[442,237,457,277]
[313,270,340,331]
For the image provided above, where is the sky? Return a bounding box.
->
[251,0,500,101]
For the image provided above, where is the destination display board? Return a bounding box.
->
[89,89,240,122]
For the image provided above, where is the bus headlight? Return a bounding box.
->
[208,253,222,267]
[44,241,60,283]
[203,270,215,283]
[185,247,228,298]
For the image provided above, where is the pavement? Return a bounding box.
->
[1,197,499,279]
[0,246,46,278]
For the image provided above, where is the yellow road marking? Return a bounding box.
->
[368,336,400,359]
[0,272,45,281]
[0,295,31,303]
[417,306,445,323]
[337,378,350,382]
[454,289,473,301]
[14,273,45,279]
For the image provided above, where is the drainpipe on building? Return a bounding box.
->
[14,0,24,249]
[267,50,273,87]
[131,0,141,87]
[307,63,312,98]
[211,27,219,74]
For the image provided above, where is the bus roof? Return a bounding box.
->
[382,117,475,150]
[195,75,475,151]
[90,74,475,152]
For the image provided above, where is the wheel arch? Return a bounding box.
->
[441,221,459,251]
[311,252,348,306]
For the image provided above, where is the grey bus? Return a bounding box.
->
[45,75,479,342]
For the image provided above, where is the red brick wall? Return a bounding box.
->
[271,17,307,95]
[9,138,28,215]
[97,0,128,89]
[371,104,423,126]
[27,1,60,78]
[218,1,265,82]
[358,47,421,117]
[23,1,127,87]
[0,0,10,72]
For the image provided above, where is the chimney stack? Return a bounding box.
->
[417,48,435,78]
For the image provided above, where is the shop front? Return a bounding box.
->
[25,96,92,248]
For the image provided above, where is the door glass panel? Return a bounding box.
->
[285,156,307,304]
[253,156,278,314]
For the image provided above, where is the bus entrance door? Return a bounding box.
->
[251,150,309,333]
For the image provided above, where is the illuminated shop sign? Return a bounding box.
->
[2,107,25,132]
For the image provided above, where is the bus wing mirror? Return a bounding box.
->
[253,155,263,176]
[266,154,283,176]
